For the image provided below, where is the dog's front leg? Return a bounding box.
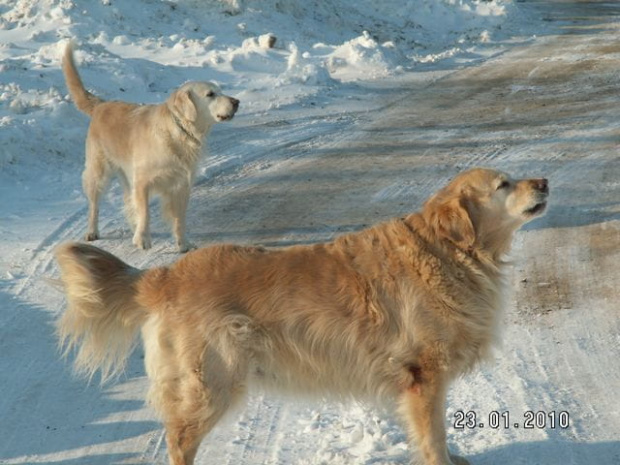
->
[118,172,137,231]
[85,197,100,242]
[132,180,152,250]
[398,371,467,465]
[166,187,192,253]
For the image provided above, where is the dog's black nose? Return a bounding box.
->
[231,98,240,110]
[534,178,549,194]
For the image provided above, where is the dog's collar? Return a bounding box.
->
[172,113,202,146]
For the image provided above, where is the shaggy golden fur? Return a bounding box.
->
[63,42,240,252]
[55,168,549,465]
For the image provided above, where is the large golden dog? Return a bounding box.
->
[55,168,548,465]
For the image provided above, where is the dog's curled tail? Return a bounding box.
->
[55,242,147,383]
[62,42,103,116]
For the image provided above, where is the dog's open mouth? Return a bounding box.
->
[217,114,234,121]
[524,201,547,216]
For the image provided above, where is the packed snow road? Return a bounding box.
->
[2,1,620,464]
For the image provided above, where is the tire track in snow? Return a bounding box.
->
[230,397,283,465]
[12,205,87,299]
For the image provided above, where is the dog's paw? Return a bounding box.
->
[177,241,196,253]
[450,454,470,465]
[84,231,99,241]
[133,232,152,250]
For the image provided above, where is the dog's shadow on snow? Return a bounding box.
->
[0,284,158,464]
[468,439,620,465]
[19,454,146,465]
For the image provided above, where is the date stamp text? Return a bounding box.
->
[453,410,570,430]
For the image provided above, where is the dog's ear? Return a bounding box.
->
[431,197,476,249]
[172,89,197,122]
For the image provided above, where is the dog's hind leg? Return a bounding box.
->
[145,320,252,465]
[164,382,244,465]
[159,353,248,465]
[82,143,111,242]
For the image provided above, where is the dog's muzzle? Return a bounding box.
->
[217,98,240,121]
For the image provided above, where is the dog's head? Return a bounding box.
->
[169,81,239,132]
[422,168,549,258]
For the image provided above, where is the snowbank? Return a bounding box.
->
[0,0,515,171]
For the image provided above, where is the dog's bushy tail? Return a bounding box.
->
[62,42,103,116]
[55,242,147,383]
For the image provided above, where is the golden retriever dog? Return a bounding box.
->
[55,168,548,465]
[62,43,240,252]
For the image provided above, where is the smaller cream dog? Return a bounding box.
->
[63,43,239,252]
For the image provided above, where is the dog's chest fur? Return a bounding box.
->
[335,215,506,379]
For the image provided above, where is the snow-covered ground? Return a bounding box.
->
[1,0,620,464]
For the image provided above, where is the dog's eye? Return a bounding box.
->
[497,180,510,190]
[205,91,215,98]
